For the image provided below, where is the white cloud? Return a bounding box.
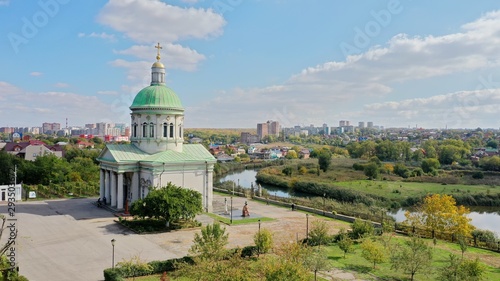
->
[363,89,500,128]
[0,82,120,127]
[181,0,198,4]
[186,11,500,128]
[30,72,43,76]
[97,90,119,96]
[109,59,151,83]
[97,0,225,43]
[78,32,116,41]
[54,82,69,88]
[114,43,205,72]
[0,0,9,6]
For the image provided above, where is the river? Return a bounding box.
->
[218,169,500,234]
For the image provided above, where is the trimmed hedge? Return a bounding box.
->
[103,268,124,281]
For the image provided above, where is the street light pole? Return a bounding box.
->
[323,193,326,216]
[111,239,116,269]
[258,219,261,256]
[306,214,309,239]
[230,195,233,224]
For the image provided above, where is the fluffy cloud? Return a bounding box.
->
[78,32,116,41]
[54,82,69,88]
[97,0,225,43]
[0,81,122,127]
[115,43,205,71]
[30,72,43,76]
[187,11,500,128]
[363,89,500,128]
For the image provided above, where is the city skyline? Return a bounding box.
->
[1,1,500,129]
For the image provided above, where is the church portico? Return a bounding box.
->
[97,43,216,212]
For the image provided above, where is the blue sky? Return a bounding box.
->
[1,0,500,129]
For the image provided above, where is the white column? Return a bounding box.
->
[99,169,105,200]
[132,172,139,202]
[111,172,117,207]
[104,170,110,204]
[117,173,124,210]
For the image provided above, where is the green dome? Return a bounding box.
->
[130,85,184,111]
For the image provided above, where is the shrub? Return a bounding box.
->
[103,268,124,281]
[241,245,258,257]
[254,228,273,254]
[350,219,374,239]
[353,163,365,171]
[472,171,484,179]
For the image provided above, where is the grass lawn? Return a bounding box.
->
[325,234,500,280]
[334,180,500,200]
[204,212,274,225]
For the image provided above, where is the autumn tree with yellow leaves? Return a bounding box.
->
[404,194,475,238]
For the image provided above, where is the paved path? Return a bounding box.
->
[0,196,367,281]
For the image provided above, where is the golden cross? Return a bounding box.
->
[155,42,162,61]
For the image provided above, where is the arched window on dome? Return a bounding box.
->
[179,125,182,139]
[169,123,174,138]
[132,123,137,138]
[163,123,168,138]
[149,122,155,138]
[142,122,148,138]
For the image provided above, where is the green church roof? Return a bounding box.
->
[130,85,184,111]
[98,143,215,164]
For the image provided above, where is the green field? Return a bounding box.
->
[335,180,499,201]
[326,235,500,281]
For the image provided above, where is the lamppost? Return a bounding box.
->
[323,193,326,216]
[111,239,116,269]
[258,219,261,255]
[306,214,309,239]
[230,195,233,224]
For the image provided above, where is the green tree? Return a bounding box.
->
[308,220,329,246]
[486,140,498,149]
[190,223,229,261]
[361,238,387,269]
[390,235,433,281]
[421,158,440,173]
[306,248,332,281]
[318,150,332,172]
[262,242,310,281]
[393,163,410,178]
[285,150,298,159]
[337,228,354,258]
[282,166,293,177]
[458,235,468,258]
[351,219,374,239]
[254,228,273,255]
[363,162,379,179]
[479,156,500,171]
[438,254,486,281]
[130,183,203,227]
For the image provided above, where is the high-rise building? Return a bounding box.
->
[359,122,365,128]
[339,120,349,127]
[42,122,61,134]
[268,120,280,137]
[257,122,269,140]
[367,122,374,128]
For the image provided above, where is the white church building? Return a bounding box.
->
[97,44,216,212]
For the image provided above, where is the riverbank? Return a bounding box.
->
[255,159,500,208]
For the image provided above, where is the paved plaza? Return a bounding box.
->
[0,195,362,281]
